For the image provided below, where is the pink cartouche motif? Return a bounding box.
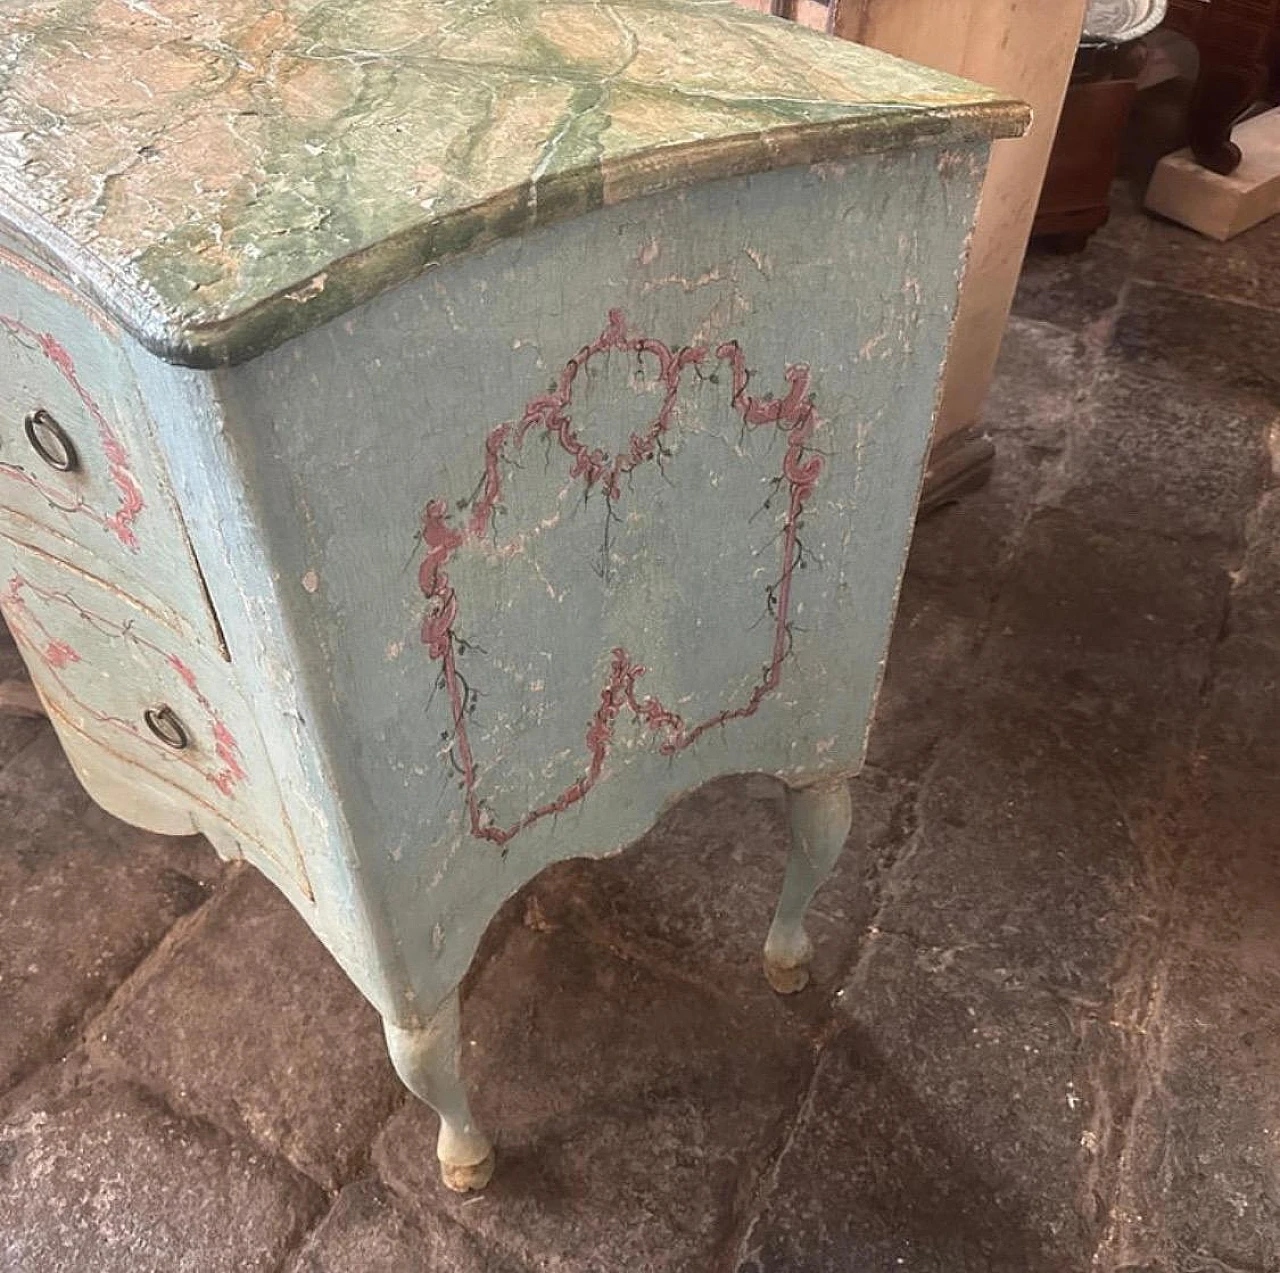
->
[0,317,145,549]
[418,310,825,848]
[3,574,246,796]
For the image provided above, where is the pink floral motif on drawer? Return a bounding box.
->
[2,573,245,796]
[0,316,145,548]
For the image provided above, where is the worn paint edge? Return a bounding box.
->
[0,101,1027,370]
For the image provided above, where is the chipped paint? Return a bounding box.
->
[640,267,726,296]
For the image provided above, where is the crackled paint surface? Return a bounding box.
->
[169,151,991,1016]
[0,0,1025,363]
[2,0,1007,1048]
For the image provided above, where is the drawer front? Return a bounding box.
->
[0,539,310,896]
[0,248,223,652]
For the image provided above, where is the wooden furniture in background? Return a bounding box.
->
[1146,103,1280,235]
[1034,42,1147,249]
[1166,0,1280,173]
[1147,3,1280,238]
[0,679,43,718]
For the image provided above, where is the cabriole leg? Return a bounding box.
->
[383,991,494,1192]
[763,777,853,994]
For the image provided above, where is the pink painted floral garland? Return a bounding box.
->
[418,310,823,847]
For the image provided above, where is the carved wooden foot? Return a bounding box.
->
[383,992,494,1192]
[763,777,853,994]
[1187,64,1255,175]
[1177,0,1279,176]
[0,678,45,718]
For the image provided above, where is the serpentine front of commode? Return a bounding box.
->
[0,0,1025,1190]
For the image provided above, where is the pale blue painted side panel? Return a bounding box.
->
[160,148,987,1022]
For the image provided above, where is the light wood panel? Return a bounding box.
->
[832,0,1089,442]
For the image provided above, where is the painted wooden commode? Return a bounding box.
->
[0,0,1026,1190]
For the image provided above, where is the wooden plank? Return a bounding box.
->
[829,0,1090,442]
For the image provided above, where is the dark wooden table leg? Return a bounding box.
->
[1183,0,1280,174]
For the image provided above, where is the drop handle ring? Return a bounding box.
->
[143,704,189,750]
[23,409,79,472]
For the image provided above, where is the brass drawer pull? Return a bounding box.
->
[143,704,189,750]
[24,409,79,472]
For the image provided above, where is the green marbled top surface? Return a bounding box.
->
[0,0,1027,365]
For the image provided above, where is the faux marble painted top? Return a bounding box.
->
[0,0,1027,365]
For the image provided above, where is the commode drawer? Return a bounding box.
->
[0,248,223,652]
[0,540,309,896]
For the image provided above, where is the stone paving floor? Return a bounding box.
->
[5,139,1280,1273]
